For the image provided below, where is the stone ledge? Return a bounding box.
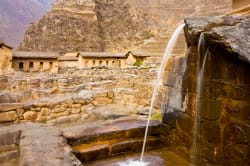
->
[0,103,23,112]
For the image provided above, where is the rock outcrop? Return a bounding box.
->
[18,0,149,53]
[162,15,250,165]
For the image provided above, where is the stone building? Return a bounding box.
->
[0,43,12,75]
[12,51,59,73]
[58,53,79,70]
[78,52,148,68]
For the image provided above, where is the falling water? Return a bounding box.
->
[192,33,209,165]
[119,23,185,166]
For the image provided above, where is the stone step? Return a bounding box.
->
[0,144,18,153]
[141,39,185,49]
[138,47,166,52]
[140,41,168,48]
[136,45,186,55]
[73,136,162,163]
[123,50,164,57]
[0,149,19,163]
[63,119,163,145]
[135,50,165,54]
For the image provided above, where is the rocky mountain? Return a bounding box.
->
[19,0,232,53]
[19,0,150,53]
[0,0,55,48]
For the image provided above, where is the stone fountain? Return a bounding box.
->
[0,5,249,166]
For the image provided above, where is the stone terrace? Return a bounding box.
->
[0,68,166,125]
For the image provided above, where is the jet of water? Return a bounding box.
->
[140,23,186,162]
[192,33,209,165]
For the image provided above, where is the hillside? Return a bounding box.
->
[19,0,232,53]
[0,0,55,48]
[18,0,150,53]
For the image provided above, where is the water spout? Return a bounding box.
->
[140,23,186,162]
[118,23,185,166]
[192,33,209,165]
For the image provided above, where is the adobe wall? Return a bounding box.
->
[12,58,58,73]
[59,60,78,68]
[79,57,126,68]
[0,46,12,75]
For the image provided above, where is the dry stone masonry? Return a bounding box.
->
[0,68,164,125]
[162,15,250,166]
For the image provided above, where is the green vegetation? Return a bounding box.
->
[150,111,162,121]
[133,60,142,67]
[143,31,154,39]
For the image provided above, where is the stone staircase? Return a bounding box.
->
[132,27,187,67]
[63,119,167,164]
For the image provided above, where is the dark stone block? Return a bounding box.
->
[174,57,187,75]
[0,150,19,163]
[223,122,249,145]
[0,130,21,146]
[200,121,221,144]
[199,98,222,121]
[176,111,194,138]
[162,106,178,128]
[198,143,221,165]
[163,71,179,88]
[225,100,250,121]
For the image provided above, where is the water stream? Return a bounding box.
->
[192,33,209,165]
[119,23,185,166]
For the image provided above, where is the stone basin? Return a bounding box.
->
[85,147,190,166]
[63,119,175,164]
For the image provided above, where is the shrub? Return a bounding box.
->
[133,60,142,67]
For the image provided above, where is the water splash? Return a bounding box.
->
[192,33,209,165]
[118,160,150,166]
[140,23,186,162]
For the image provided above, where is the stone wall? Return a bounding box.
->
[0,45,12,75]
[162,16,250,165]
[0,68,159,125]
[0,90,114,124]
[79,57,126,68]
[12,58,59,73]
[58,60,78,68]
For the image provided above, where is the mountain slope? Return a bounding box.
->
[18,0,150,53]
[0,0,55,48]
[18,0,232,53]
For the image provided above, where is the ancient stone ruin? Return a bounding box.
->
[0,0,249,166]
